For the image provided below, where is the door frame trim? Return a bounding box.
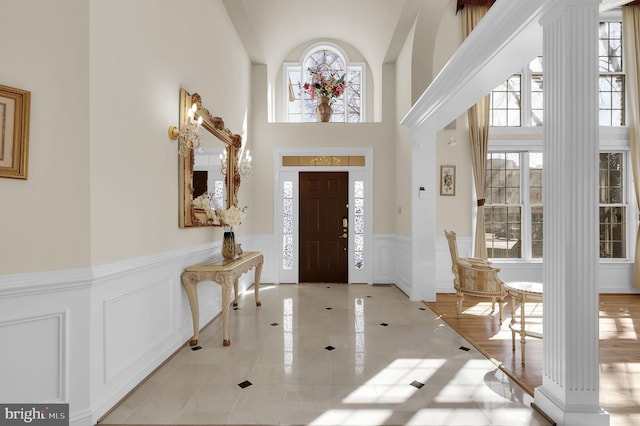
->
[274,147,374,284]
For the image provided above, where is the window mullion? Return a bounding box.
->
[521,68,531,129]
[521,152,531,261]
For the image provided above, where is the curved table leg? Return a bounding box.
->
[254,261,263,307]
[519,293,527,365]
[456,292,464,317]
[510,294,517,351]
[182,273,200,346]
[221,276,233,346]
[232,278,239,308]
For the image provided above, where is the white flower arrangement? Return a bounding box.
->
[215,205,246,227]
[192,193,211,210]
[192,193,246,227]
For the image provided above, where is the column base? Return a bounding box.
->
[534,386,610,426]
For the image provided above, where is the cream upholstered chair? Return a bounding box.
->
[444,229,506,323]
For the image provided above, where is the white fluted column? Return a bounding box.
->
[534,1,609,425]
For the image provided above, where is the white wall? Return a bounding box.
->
[249,66,397,235]
[0,0,91,274]
[432,1,474,238]
[394,16,416,237]
[90,0,252,266]
[0,1,254,425]
[2,2,635,425]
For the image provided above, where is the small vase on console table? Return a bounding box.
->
[221,228,237,260]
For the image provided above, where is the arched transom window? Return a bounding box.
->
[284,44,364,122]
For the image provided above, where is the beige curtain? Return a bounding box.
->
[461,5,491,259]
[623,5,640,289]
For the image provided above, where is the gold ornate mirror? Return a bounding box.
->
[172,88,241,227]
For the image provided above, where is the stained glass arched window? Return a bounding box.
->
[284,44,363,122]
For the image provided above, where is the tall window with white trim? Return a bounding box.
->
[285,44,363,123]
[599,20,624,126]
[486,16,630,261]
[354,180,364,269]
[599,152,627,258]
[282,181,294,270]
[484,152,543,260]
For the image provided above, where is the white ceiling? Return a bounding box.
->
[221,0,628,87]
[222,0,448,69]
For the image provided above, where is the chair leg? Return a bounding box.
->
[456,292,464,317]
[491,297,496,313]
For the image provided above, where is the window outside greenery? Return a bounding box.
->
[529,154,544,258]
[484,152,544,260]
[599,153,627,258]
[485,153,523,258]
[485,151,629,260]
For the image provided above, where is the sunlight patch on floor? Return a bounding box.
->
[600,317,638,339]
[405,408,492,425]
[309,409,392,426]
[342,359,446,404]
[462,302,497,316]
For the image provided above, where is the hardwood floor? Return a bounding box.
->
[424,293,640,426]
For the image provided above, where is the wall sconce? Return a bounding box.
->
[238,149,252,176]
[168,102,203,156]
[220,147,252,177]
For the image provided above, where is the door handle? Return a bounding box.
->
[338,233,348,239]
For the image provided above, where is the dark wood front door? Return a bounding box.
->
[299,172,348,283]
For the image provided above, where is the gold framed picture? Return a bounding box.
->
[440,165,456,196]
[0,84,31,179]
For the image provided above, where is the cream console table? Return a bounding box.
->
[181,251,263,347]
[504,281,543,365]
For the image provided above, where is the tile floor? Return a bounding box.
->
[99,284,551,426]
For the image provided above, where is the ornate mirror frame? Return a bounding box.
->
[177,88,241,227]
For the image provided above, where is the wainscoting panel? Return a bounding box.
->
[91,243,217,421]
[0,312,66,402]
[389,235,411,296]
[0,271,92,426]
[103,278,174,382]
[598,263,634,293]
[372,234,397,284]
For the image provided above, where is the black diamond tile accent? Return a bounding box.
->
[233,307,239,310]
[191,346,202,351]
[380,323,389,327]
[326,307,333,310]
[419,307,426,311]
[410,380,424,389]
[459,346,471,352]
[367,295,372,298]
[325,345,335,351]
[238,380,253,389]
[326,286,331,288]
[270,322,279,326]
